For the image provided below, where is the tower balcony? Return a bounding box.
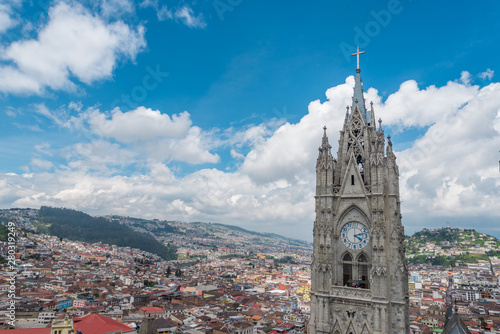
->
[330,286,372,301]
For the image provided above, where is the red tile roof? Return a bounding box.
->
[74,313,134,334]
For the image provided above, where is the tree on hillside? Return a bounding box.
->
[38,206,177,260]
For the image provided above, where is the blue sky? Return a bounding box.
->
[1,0,500,241]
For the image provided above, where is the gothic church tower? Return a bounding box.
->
[308,49,409,334]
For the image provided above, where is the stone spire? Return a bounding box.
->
[321,125,331,150]
[343,106,350,127]
[346,47,371,126]
[370,101,376,128]
[317,126,333,166]
[316,125,335,193]
[386,135,394,157]
[350,69,371,125]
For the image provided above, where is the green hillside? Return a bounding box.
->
[405,227,500,266]
[39,206,177,260]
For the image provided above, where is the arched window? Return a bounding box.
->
[358,253,369,289]
[342,253,353,286]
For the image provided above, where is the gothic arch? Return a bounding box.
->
[336,205,370,232]
[356,252,369,262]
[347,103,367,176]
[339,251,353,265]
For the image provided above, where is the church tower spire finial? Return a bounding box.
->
[351,46,365,72]
[321,125,330,149]
[349,47,371,125]
[370,101,376,128]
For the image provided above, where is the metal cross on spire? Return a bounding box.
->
[351,47,365,70]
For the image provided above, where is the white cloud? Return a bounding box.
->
[12,122,42,132]
[0,3,17,33]
[5,107,16,117]
[460,71,471,85]
[34,104,69,127]
[30,158,53,170]
[68,101,83,112]
[64,140,136,172]
[50,104,217,166]
[0,1,146,95]
[21,103,221,168]
[0,66,42,94]
[241,77,353,183]
[34,143,53,156]
[397,82,500,223]
[157,126,220,164]
[156,6,174,21]
[479,68,494,80]
[82,106,219,165]
[230,149,245,160]
[149,162,176,183]
[139,1,205,28]
[100,0,135,18]
[174,6,206,29]
[368,79,478,129]
[139,0,173,20]
[88,107,192,143]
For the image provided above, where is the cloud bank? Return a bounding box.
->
[2,73,500,240]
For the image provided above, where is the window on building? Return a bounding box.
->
[343,253,353,286]
[358,253,369,289]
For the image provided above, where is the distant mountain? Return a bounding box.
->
[210,222,310,247]
[405,227,500,266]
[38,206,177,260]
[110,216,312,255]
[0,207,311,260]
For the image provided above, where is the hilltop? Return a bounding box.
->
[39,207,177,260]
[0,207,311,262]
[405,227,500,267]
[106,215,311,258]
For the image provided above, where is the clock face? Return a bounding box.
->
[341,222,370,250]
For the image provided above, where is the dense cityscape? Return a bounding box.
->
[0,209,499,333]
